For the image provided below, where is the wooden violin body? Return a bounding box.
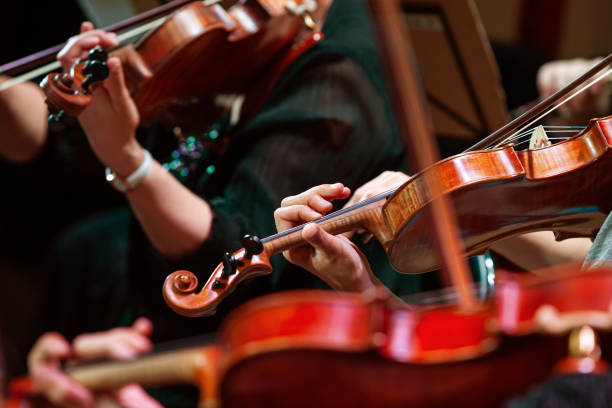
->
[15,266,612,407]
[41,0,314,124]
[385,116,612,273]
[164,117,612,317]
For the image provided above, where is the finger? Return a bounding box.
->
[302,223,345,258]
[113,384,164,408]
[80,21,94,33]
[58,36,102,71]
[119,332,153,355]
[343,171,407,208]
[110,384,163,408]
[57,30,118,70]
[28,332,72,370]
[102,57,138,119]
[107,339,143,360]
[589,80,607,96]
[567,91,587,111]
[274,205,322,233]
[73,328,150,361]
[282,246,314,271]
[31,364,94,407]
[132,317,154,337]
[73,331,123,361]
[281,183,350,208]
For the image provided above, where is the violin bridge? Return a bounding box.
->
[529,125,552,149]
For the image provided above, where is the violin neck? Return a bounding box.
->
[262,196,393,256]
[66,346,217,390]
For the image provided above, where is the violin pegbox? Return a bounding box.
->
[40,47,110,128]
[163,235,272,317]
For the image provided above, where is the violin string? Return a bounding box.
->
[0,15,167,93]
[261,188,398,244]
[506,126,585,143]
[502,126,587,147]
[513,125,586,138]
[494,67,612,148]
[507,131,573,144]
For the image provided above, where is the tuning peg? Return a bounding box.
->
[81,60,109,93]
[242,235,263,258]
[221,252,244,280]
[87,47,108,62]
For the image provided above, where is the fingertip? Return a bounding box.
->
[103,32,119,48]
[133,317,154,336]
[111,343,138,360]
[40,332,72,358]
[81,21,94,32]
[302,223,319,241]
[106,56,122,70]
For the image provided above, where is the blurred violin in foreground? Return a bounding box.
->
[10,265,612,407]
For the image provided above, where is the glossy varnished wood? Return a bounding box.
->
[220,336,566,408]
[385,117,612,274]
[164,118,612,316]
[43,0,308,124]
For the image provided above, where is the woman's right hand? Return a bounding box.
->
[536,57,609,117]
[27,318,162,407]
[343,171,409,208]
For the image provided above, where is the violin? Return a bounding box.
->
[40,0,327,126]
[10,265,612,407]
[163,114,611,316]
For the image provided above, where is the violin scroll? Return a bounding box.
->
[163,238,272,317]
[40,47,111,121]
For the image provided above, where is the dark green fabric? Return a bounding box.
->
[584,212,612,269]
[506,373,612,408]
[120,0,421,347]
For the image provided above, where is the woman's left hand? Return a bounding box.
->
[274,183,380,292]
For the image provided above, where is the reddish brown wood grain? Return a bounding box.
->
[42,0,309,124]
[385,117,612,274]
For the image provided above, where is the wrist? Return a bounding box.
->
[107,142,146,178]
[105,148,153,193]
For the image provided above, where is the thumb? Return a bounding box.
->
[302,223,344,258]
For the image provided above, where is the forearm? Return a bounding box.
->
[490,231,592,271]
[0,77,48,162]
[126,161,213,259]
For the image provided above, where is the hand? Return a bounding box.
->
[340,171,409,239]
[274,183,380,292]
[57,22,118,72]
[343,171,409,209]
[78,56,144,178]
[27,318,162,408]
[536,57,609,117]
[57,21,144,177]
